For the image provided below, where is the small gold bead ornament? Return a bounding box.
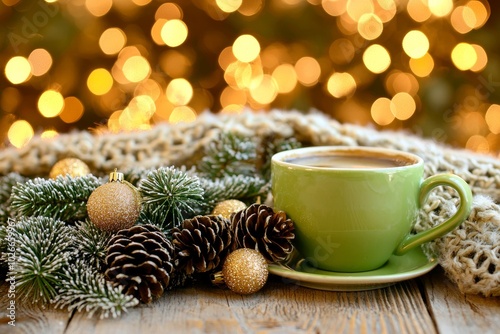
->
[49,158,90,179]
[87,169,142,233]
[211,199,247,219]
[212,248,269,294]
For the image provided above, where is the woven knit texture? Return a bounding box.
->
[1,110,499,296]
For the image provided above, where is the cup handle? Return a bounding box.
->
[394,174,473,256]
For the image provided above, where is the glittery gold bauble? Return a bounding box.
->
[221,248,268,294]
[49,158,90,179]
[211,199,247,219]
[87,170,142,232]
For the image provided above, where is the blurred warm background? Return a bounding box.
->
[1,0,499,156]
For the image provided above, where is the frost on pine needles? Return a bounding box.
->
[139,166,204,229]
[198,132,257,178]
[73,220,112,271]
[200,175,268,210]
[54,260,139,319]
[10,174,102,221]
[8,216,74,304]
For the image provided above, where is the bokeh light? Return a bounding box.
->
[60,97,85,124]
[466,134,489,153]
[155,3,183,20]
[249,74,278,105]
[28,49,52,77]
[466,0,489,29]
[470,44,488,72]
[100,28,127,55]
[451,6,477,34]
[161,19,188,47]
[363,44,391,73]
[233,35,261,63]
[122,56,151,82]
[87,68,114,96]
[217,0,243,13]
[85,0,112,17]
[295,57,321,86]
[371,97,394,126]
[358,13,383,40]
[451,43,477,71]
[38,90,65,118]
[5,57,31,84]
[0,0,498,154]
[166,78,193,106]
[402,30,429,59]
[8,120,34,148]
[327,72,356,98]
[390,92,416,120]
[407,0,432,22]
[272,64,297,94]
[409,53,435,77]
[41,129,59,139]
[346,0,374,21]
[385,71,420,96]
[169,106,197,123]
[485,104,500,134]
[428,0,453,17]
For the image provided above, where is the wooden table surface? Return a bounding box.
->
[1,267,498,334]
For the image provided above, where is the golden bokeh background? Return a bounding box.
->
[1,0,499,156]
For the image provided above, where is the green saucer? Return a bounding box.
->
[268,247,438,291]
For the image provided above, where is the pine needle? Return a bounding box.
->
[73,220,112,271]
[10,174,102,221]
[198,132,257,178]
[139,166,205,230]
[199,175,269,212]
[8,216,74,304]
[54,260,139,319]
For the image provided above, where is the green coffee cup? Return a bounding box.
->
[271,146,473,272]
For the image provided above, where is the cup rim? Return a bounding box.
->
[272,146,423,171]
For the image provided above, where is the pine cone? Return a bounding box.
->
[172,215,232,275]
[231,203,295,262]
[104,224,174,304]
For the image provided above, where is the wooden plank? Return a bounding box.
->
[422,267,500,334]
[65,276,435,334]
[0,281,72,334]
[225,277,436,334]
[65,280,243,334]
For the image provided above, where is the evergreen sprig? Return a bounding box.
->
[137,205,173,234]
[73,220,112,271]
[54,260,139,319]
[8,216,74,304]
[10,174,102,221]
[200,175,269,212]
[198,132,257,178]
[139,166,205,230]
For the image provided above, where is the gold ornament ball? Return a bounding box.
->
[87,172,141,232]
[49,158,90,179]
[212,199,247,219]
[222,248,268,294]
